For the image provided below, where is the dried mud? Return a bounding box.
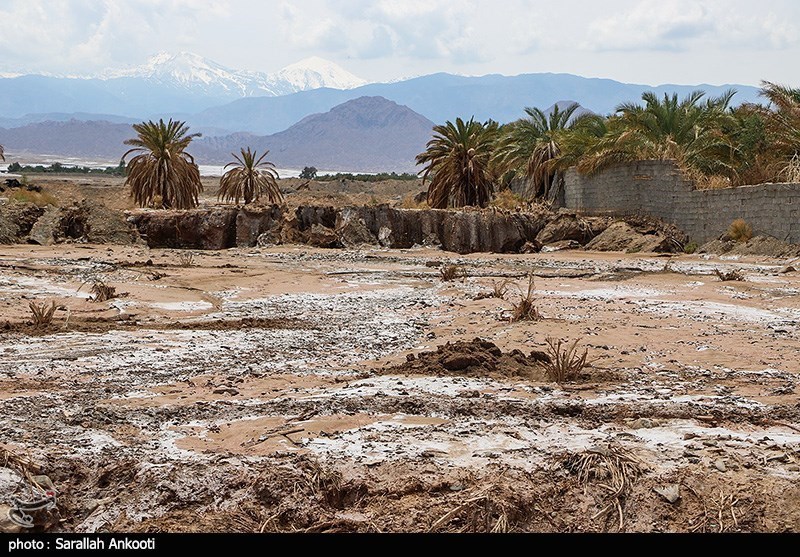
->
[1,243,799,533]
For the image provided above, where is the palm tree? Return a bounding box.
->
[218,147,283,205]
[123,119,202,209]
[578,90,738,178]
[759,81,800,161]
[0,145,4,162]
[416,117,498,209]
[494,103,603,201]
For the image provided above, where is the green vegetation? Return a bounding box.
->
[313,171,418,182]
[416,117,498,209]
[417,81,800,207]
[123,119,202,210]
[6,161,126,176]
[299,166,317,180]
[218,147,283,205]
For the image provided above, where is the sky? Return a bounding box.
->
[0,0,797,86]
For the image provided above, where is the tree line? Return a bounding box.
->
[417,81,800,209]
[4,80,795,211]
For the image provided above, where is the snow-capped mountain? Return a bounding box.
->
[101,52,366,97]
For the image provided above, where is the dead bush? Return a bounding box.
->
[543,338,589,383]
[28,301,63,328]
[440,264,466,282]
[715,269,745,282]
[473,279,510,300]
[178,252,195,267]
[89,281,121,302]
[727,219,752,243]
[510,274,540,322]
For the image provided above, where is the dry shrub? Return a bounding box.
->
[490,188,525,210]
[510,274,540,322]
[28,301,61,328]
[694,174,733,190]
[727,219,753,243]
[715,269,745,282]
[781,153,800,183]
[473,279,510,300]
[178,252,195,267]
[440,264,466,282]
[542,337,588,383]
[562,444,646,531]
[7,189,59,207]
[90,281,120,302]
[398,192,428,209]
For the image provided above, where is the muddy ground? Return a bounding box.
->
[1,240,799,533]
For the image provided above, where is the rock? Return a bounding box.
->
[541,240,580,252]
[584,221,673,253]
[236,205,284,247]
[306,224,339,248]
[82,200,140,244]
[520,241,541,254]
[630,418,656,429]
[713,459,727,472]
[336,209,378,247]
[377,227,393,247]
[256,230,281,247]
[0,202,44,243]
[536,214,594,244]
[654,484,681,504]
[127,207,238,249]
[779,265,796,274]
[27,205,62,245]
[213,387,239,396]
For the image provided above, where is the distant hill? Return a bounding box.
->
[0,97,435,172]
[192,96,435,172]
[0,120,134,160]
[187,72,762,135]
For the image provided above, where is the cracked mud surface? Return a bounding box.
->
[1,244,799,532]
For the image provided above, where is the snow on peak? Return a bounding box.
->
[97,52,367,97]
[274,56,367,91]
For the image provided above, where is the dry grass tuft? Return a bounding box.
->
[6,189,59,207]
[490,188,525,210]
[178,252,195,267]
[715,269,745,282]
[90,281,121,302]
[510,273,540,322]
[28,301,62,328]
[542,337,589,382]
[727,219,753,243]
[781,153,800,183]
[440,264,466,282]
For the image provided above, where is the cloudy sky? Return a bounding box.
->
[0,0,797,86]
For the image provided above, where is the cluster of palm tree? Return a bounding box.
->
[417,81,800,208]
[123,118,283,209]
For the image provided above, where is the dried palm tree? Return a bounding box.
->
[0,144,4,162]
[416,117,498,209]
[123,119,202,209]
[218,147,282,205]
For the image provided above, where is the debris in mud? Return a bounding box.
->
[383,338,551,380]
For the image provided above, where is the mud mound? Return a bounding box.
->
[699,235,800,258]
[382,338,551,380]
[585,216,687,254]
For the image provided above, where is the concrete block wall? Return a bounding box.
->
[562,160,800,243]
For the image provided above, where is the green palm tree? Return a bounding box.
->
[416,117,498,209]
[578,90,738,177]
[494,103,603,200]
[123,119,202,209]
[218,147,283,205]
[759,81,800,160]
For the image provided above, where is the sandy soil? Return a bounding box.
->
[1,242,799,533]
